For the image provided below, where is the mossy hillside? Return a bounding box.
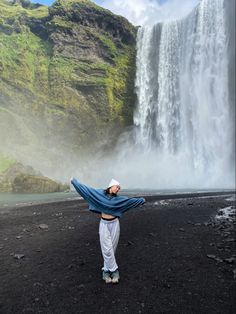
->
[0,0,48,19]
[0,0,48,34]
[0,17,135,121]
[49,0,112,17]
[0,31,51,93]
[0,0,137,177]
[49,0,136,45]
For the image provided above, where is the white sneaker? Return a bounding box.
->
[102,271,112,283]
[111,269,120,284]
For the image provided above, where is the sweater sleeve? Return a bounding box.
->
[70,177,96,203]
[71,177,146,216]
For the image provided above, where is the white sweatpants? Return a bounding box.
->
[99,218,120,272]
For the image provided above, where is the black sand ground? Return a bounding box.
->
[0,192,235,314]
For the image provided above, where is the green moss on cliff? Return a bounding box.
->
[89,42,136,124]
[49,16,74,30]
[0,0,137,169]
[0,153,15,174]
[0,0,48,19]
[51,0,104,14]
[96,33,118,58]
[0,31,51,92]
[0,158,69,193]
[12,174,69,193]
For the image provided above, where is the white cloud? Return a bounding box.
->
[98,0,200,26]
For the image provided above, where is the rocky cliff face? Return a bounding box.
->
[0,0,137,181]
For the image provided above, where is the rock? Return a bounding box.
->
[0,161,69,193]
[233,269,236,280]
[224,257,235,264]
[13,173,69,193]
[78,284,85,289]
[33,282,43,287]
[13,253,25,260]
[207,254,223,263]
[148,232,156,237]
[127,240,134,246]
[179,228,185,232]
[223,238,235,242]
[39,224,49,230]
[16,236,23,239]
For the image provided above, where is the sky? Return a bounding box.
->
[31,0,200,25]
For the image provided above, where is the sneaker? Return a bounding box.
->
[102,270,112,283]
[111,269,120,284]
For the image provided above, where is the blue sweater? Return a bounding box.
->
[71,178,145,217]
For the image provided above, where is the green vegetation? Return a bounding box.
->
[51,0,100,12]
[49,16,74,30]
[0,0,49,19]
[0,153,15,174]
[94,32,118,58]
[0,0,137,165]
[54,0,91,6]
[0,31,51,92]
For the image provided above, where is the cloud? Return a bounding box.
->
[97,0,200,26]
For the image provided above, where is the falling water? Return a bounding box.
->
[132,0,235,188]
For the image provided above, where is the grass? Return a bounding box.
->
[49,16,74,30]
[0,31,51,91]
[95,33,118,58]
[0,0,49,19]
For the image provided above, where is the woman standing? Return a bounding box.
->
[71,177,145,284]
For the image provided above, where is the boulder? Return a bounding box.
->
[0,160,69,193]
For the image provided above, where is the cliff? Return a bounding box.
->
[0,0,137,184]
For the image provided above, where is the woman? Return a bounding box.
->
[71,177,145,284]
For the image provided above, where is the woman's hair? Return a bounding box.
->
[104,187,117,197]
[104,188,110,194]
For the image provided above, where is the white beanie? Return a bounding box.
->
[108,178,120,188]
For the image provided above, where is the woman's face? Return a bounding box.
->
[110,185,120,194]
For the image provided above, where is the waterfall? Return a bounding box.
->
[132,0,235,188]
